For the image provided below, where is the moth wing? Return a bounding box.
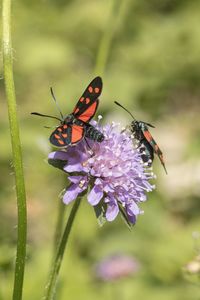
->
[143,129,167,174]
[50,125,72,147]
[50,124,85,147]
[72,76,102,122]
[71,124,85,144]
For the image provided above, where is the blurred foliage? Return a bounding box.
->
[1,0,200,299]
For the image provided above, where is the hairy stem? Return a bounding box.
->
[2,0,27,299]
[43,197,82,300]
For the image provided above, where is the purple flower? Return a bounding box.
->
[48,122,155,225]
[95,254,140,281]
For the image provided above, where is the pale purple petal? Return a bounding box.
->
[63,184,82,204]
[48,151,68,160]
[103,184,114,193]
[126,201,140,224]
[106,199,119,222]
[49,148,87,172]
[126,201,140,216]
[68,176,85,184]
[127,214,136,224]
[88,185,103,206]
[64,163,84,173]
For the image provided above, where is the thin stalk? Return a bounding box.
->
[53,201,66,256]
[94,0,128,76]
[43,196,82,300]
[2,0,27,300]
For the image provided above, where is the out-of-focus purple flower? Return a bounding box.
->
[95,254,140,281]
[48,122,155,225]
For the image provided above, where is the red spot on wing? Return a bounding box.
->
[85,97,90,104]
[54,134,60,139]
[94,87,100,93]
[74,108,80,114]
[88,86,93,93]
[143,130,153,143]
[80,97,85,102]
[71,125,84,144]
[57,128,62,132]
[58,139,65,145]
[77,101,98,122]
[62,133,68,138]
[63,125,67,129]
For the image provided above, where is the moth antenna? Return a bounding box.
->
[31,112,62,122]
[145,122,155,128]
[114,101,136,121]
[50,87,64,120]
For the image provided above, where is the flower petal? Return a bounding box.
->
[68,176,85,184]
[125,201,140,224]
[64,163,84,173]
[88,185,103,206]
[63,184,82,205]
[103,184,114,193]
[106,198,119,222]
[49,149,87,172]
[126,201,140,216]
[127,214,136,224]
[48,151,68,160]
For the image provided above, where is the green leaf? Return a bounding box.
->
[93,202,107,227]
[118,204,133,230]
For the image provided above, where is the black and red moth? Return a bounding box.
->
[32,77,104,147]
[114,101,167,174]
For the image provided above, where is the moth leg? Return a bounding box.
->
[84,138,94,156]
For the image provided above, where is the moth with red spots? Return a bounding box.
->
[114,101,167,174]
[31,77,104,147]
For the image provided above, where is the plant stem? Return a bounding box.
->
[53,201,66,256]
[94,0,128,76]
[2,0,27,300]
[43,197,82,300]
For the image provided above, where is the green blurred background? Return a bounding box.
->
[1,0,200,299]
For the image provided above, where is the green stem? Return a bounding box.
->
[53,201,66,256]
[43,197,82,300]
[94,0,128,76]
[2,0,27,300]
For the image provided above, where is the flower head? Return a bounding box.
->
[49,122,155,225]
[95,254,140,281]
